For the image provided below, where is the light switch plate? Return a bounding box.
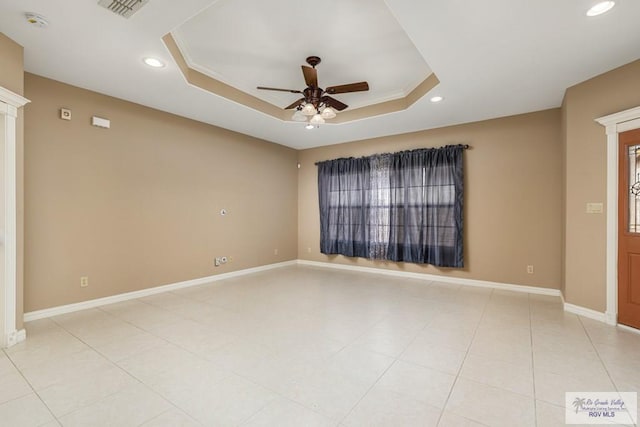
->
[586,202,603,214]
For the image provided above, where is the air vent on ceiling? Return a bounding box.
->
[98,0,149,19]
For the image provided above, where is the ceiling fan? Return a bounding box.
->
[257,56,369,127]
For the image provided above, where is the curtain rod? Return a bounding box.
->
[315,144,470,166]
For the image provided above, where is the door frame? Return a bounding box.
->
[596,106,640,326]
[0,86,29,348]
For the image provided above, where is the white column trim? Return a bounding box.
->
[595,106,640,327]
[0,86,29,348]
[0,88,29,110]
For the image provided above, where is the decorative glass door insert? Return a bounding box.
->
[628,144,640,233]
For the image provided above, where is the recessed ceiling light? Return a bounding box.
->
[586,1,615,16]
[143,57,165,68]
[430,96,444,103]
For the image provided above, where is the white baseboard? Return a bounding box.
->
[16,329,26,344]
[297,259,561,297]
[563,301,608,323]
[303,259,621,327]
[561,292,614,325]
[617,323,640,335]
[604,311,617,325]
[26,258,589,325]
[3,328,26,348]
[23,260,297,322]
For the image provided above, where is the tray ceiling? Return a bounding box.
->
[171,0,432,111]
[0,0,639,149]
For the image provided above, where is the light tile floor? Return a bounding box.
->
[1,265,639,426]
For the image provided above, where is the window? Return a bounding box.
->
[317,145,465,268]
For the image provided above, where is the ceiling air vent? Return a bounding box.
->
[98,0,149,19]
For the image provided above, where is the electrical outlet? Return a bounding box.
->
[527,265,534,274]
[215,257,221,267]
[274,248,278,255]
[80,276,89,287]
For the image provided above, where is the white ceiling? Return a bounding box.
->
[0,0,639,150]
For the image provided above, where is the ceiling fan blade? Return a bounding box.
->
[257,86,302,94]
[284,98,305,110]
[302,66,318,87]
[321,96,348,111]
[325,81,369,95]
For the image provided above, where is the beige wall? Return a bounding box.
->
[0,33,25,330]
[563,59,640,311]
[23,73,298,312]
[298,109,563,289]
[0,33,24,96]
[19,52,640,315]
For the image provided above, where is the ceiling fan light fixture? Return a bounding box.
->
[256,56,370,129]
[292,110,307,122]
[310,114,325,125]
[586,1,615,16]
[301,103,317,116]
[321,106,337,119]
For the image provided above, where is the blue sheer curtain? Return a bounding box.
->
[317,157,370,257]
[317,145,464,268]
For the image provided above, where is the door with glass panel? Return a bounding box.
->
[619,128,640,329]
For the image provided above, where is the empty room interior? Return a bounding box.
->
[1,0,640,426]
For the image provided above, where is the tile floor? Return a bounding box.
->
[1,265,639,426]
